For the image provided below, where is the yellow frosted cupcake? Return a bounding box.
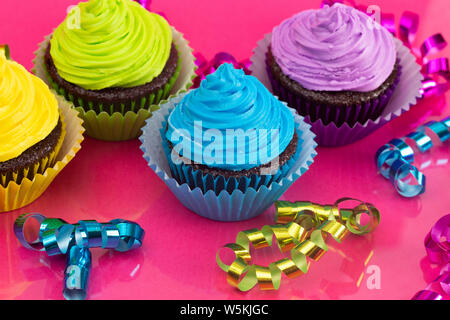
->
[0,45,84,212]
[0,46,65,187]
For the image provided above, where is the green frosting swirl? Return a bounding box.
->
[50,0,172,90]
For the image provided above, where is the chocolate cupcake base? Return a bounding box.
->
[266,47,401,128]
[44,44,180,115]
[164,130,300,195]
[0,117,65,187]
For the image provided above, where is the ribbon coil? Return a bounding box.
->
[14,213,145,300]
[375,116,449,197]
[412,214,450,300]
[217,198,380,291]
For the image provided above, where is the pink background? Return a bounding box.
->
[0,0,449,300]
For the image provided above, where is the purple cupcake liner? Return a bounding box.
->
[266,58,401,128]
[250,33,424,147]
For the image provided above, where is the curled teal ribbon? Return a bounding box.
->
[375,116,449,197]
[14,213,145,300]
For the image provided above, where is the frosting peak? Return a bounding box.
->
[50,0,172,90]
[166,64,295,171]
[271,3,396,92]
[0,53,59,162]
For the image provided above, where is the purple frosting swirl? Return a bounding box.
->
[271,3,396,92]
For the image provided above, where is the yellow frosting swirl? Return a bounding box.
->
[0,52,59,162]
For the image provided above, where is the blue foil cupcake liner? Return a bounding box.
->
[139,92,317,221]
[251,33,423,147]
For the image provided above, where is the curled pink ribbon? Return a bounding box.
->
[134,0,150,9]
[323,1,450,98]
[412,214,450,300]
[192,52,251,88]
[134,0,168,21]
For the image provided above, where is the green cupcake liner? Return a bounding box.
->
[33,27,197,141]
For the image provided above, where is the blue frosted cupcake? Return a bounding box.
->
[140,63,317,221]
[163,63,302,194]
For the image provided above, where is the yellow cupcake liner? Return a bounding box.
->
[0,109,66,187]
[33,27,197,142]
[0,95,84,212]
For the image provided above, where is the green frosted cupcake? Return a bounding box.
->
[34,0,196,141]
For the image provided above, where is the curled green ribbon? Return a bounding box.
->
[217,198,380,291]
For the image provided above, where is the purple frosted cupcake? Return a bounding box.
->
[266,3,400,127]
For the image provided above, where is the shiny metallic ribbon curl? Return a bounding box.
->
[14,213,145,300]
[134,0,150,9]
[412,214,450,300]
[217,198,380,291]
[375,116,450,197]
[14,213,145,255]
[323,0,450,98]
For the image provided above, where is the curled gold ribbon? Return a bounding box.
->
[275,197,380,235]
[217,198,380,291]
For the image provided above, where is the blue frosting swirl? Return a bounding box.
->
[166,63,295,171]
